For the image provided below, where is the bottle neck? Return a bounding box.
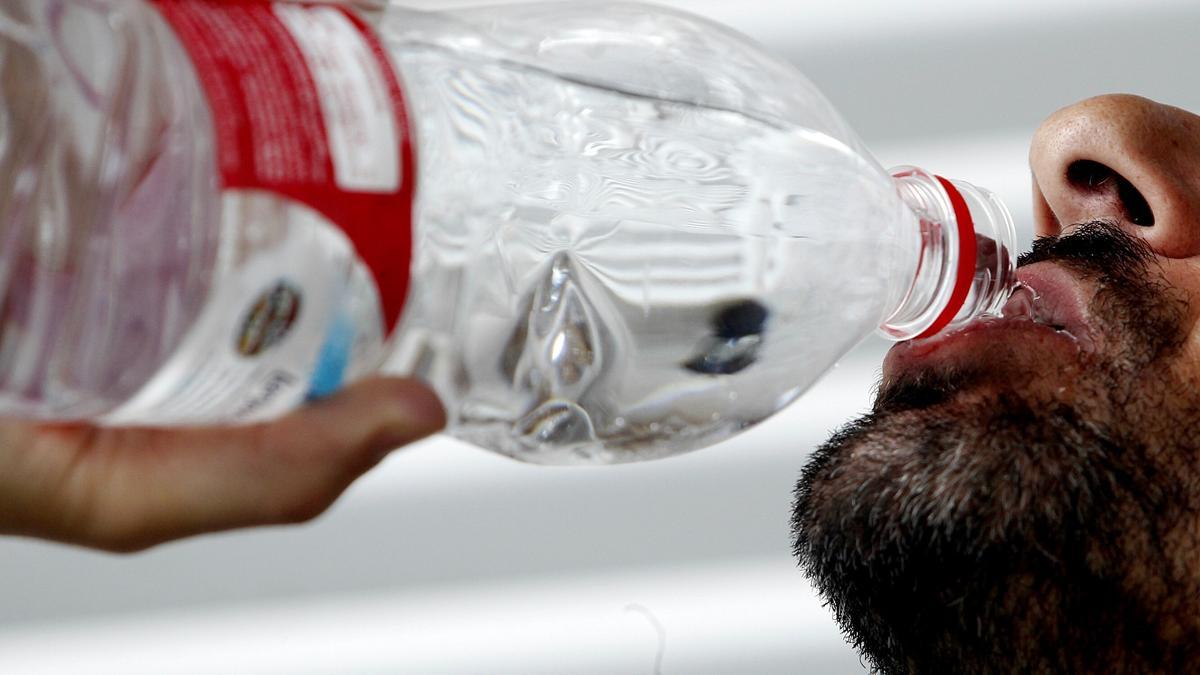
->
[879,165,1018,342]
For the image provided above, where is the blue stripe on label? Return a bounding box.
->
[306,308,356,401]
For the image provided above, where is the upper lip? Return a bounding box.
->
[1006,262,1096,349]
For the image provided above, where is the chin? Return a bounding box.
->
[790,382,1181,674]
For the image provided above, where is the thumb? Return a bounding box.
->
[57,377,446,552]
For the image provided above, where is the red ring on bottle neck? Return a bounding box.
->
[914,176,977,340]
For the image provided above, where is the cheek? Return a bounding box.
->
[1167,338,1200,389]
[1153,260,1200,358]
[1158,258,1200,308]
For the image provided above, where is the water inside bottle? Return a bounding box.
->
[388,45,909,463]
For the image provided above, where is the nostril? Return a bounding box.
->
[1066,159,1114,190]
[1065,160,1155,227]
[1117,177,1155,226]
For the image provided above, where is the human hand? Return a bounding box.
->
[0,378,445,552]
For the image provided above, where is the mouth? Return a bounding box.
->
[882,262,1098,379]
[1000,263,1096,347]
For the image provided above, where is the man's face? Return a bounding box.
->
[792,94,1200,674]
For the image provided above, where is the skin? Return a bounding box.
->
[793,94,1200,674]
[0,378,445,553]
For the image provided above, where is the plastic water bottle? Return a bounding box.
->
[0,0,1016,464]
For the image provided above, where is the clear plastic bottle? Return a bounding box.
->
[0,0,1015,464]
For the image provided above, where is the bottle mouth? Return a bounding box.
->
[880,165,1017,342]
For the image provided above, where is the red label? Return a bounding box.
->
[150,0,415,334]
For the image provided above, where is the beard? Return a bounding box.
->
[792,222,1200,674]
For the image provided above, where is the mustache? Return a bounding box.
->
[1017,219,1155,279]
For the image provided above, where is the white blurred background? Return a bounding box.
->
[3,1,1200,673]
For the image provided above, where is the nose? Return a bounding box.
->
[1029,94,1200,258]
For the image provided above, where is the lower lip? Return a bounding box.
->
[883,317,1084,379]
